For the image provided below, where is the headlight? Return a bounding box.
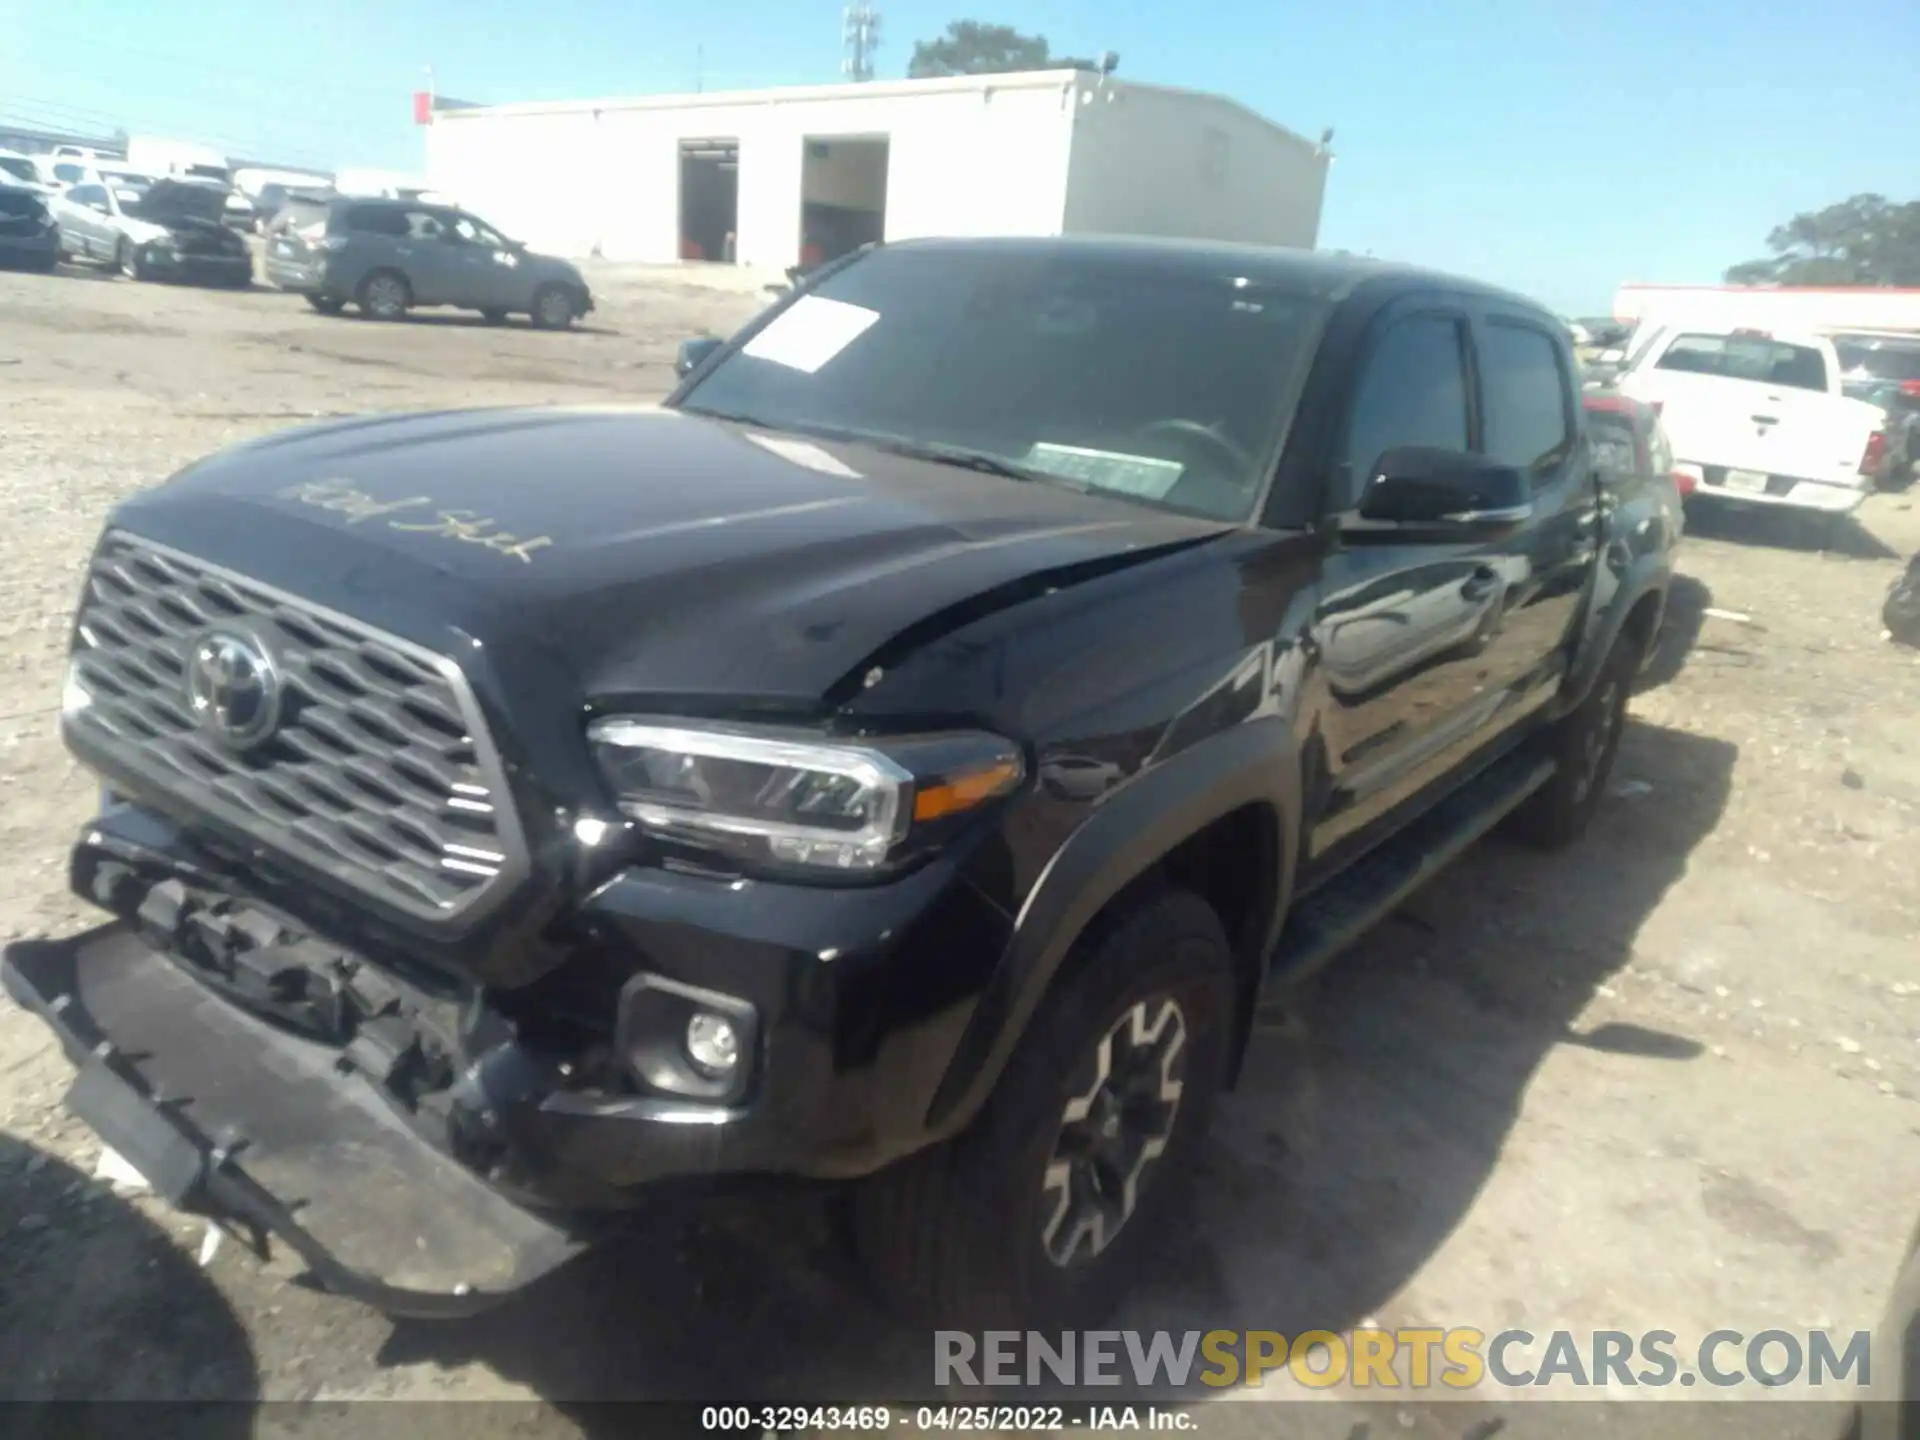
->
[586,719,1024,874]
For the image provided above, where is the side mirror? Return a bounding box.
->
[1353,448,1532,531]
[675,336,724,379]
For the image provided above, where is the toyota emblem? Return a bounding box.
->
[186,630,283,751]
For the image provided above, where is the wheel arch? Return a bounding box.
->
[924,717,1301,1137]
[1562,558,1670,715]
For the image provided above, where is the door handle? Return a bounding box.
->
[1460,567,1501,603]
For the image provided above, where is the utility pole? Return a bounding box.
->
[842,3,880,82]
[696,44,704,93]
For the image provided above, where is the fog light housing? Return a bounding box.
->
[685,1012,740,1077]
[616,973,759,1103]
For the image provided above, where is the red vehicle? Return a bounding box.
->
[1585,389,1691,518]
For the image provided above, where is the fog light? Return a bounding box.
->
[685,1012,740,1077]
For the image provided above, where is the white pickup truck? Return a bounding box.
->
[1617,325,1885,529]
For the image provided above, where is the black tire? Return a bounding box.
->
[116,238,139,280]
[530,284,576,331]
[1511,631,1638,848]
[1886,561,1920,648]
[357,270,410,321]
[479,307,510,325]
[852,888,1236,1331]
[305,295,346,315]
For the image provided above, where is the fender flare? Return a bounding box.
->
[923,716,1301,1134]
[1561,549,1671,713]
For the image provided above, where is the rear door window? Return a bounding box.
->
[1480,320,1575,482]
[343,204,407,237]
[1655,333,1829,392]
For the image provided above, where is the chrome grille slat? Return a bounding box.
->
[67,532,523,924]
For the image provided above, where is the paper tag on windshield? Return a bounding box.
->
[742,296,880,374]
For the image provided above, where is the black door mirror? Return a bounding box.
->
[1352,448,1532,532]
[675,337,724,379]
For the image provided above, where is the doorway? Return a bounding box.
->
[798,136,888,267]
[679,138,739,262]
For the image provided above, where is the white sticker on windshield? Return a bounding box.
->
[742,295,880,374]
[1023,444,1187,500]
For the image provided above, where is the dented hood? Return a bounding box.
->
[110,406,1232,706]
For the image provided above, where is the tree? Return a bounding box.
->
[907,20,1093,79]
[1724,194,1920,286]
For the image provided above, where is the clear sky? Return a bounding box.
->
[2,0,1912,313]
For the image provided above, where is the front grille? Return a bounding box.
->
[66,533,524,926]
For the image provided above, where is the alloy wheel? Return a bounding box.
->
[536,289,573,328]
[1038,995,1188,1268]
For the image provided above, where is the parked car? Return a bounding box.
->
[1617,324,1886,539]
[57,175,252,286]
[1583,389,1688,544]
[0,182,60,271]
[1833,333,1920,492]
[0,148,56,194]
[35,155,93,190]
[263,194,591,327]
[249,182,332,235]
[1,238,1673,1329]
[258,186,332,239]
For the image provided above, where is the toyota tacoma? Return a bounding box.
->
[3,237,1676,1329]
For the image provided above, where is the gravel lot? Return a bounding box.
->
[1,257,1918,1437]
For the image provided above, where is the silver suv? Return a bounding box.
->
[263,196,592,329]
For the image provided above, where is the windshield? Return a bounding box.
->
[0,157,34,184]
[675,245,1328,522]
[1654,332,1828,392]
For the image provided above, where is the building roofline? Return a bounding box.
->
[432,71,1327,157]
[434,69,1092,122]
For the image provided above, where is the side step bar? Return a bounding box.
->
[1263,749,1556,993]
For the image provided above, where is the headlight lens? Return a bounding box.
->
[586,719,1023,874]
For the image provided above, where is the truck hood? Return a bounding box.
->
[125,179,229,227]
[111,406,1234,707]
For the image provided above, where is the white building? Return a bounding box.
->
[1615,283,1920,338]
[425,71,1331,269]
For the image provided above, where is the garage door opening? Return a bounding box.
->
[679,139,739,263]
[799,136,888,267]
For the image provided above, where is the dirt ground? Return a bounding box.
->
[1,256,1918,1439]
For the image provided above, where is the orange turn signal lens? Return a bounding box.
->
[912,758,1023,823]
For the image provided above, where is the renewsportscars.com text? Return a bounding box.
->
[934,1328,1874,1392]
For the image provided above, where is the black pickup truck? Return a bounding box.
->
[3,237,1678,1330]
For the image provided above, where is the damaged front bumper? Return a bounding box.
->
[1,925,591,1317]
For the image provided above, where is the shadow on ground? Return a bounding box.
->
[1683,502,1900,560]
[0,1133,258,1433]
[372,718,1735,1431]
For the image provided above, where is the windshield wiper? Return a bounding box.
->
[858,437,1057,486]
[680,410,1054,483]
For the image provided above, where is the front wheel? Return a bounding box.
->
[357,270,410,321]
[530,284,576,330]
[851,888,1235,1331]
[1511,631,1638,848]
